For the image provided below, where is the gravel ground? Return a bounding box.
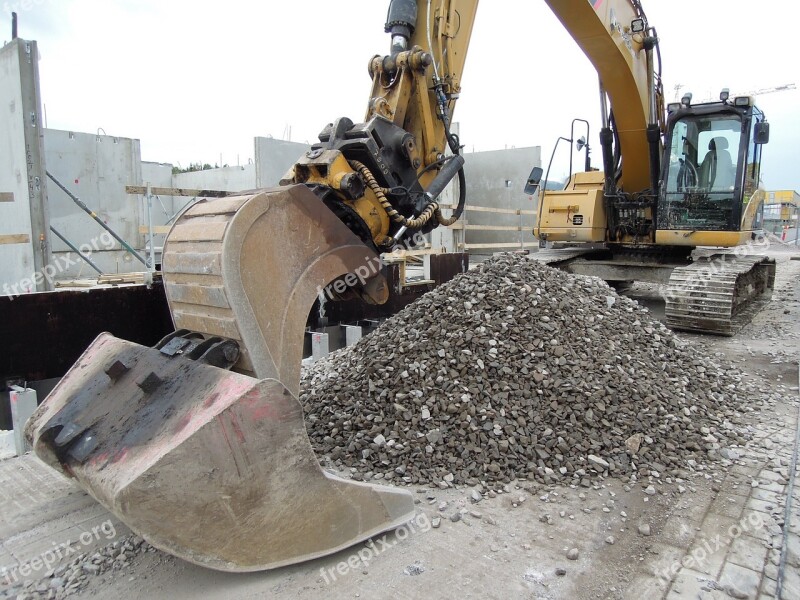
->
[2,249,797,600]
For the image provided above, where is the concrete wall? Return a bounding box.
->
[2,46,540,293]
[462,146,541,253]
[0,39,51,294]
[162,138,307,194]
[45,129,145,277]
[173,164,256,193]
[254,138,309,187]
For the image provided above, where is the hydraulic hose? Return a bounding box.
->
[349,159,465,230]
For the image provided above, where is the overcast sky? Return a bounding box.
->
[2,0,798,189]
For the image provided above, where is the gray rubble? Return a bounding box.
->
[0,534,153,600]
[301,254,751,487]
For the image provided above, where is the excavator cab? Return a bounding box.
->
[658,98,768,233]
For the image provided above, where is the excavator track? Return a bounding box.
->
[664,253,776,336]
[25,185,416,572]
[527,247,600,266]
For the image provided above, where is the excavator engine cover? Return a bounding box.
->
[25,185,416,572]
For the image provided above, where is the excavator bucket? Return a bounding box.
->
[25,185,415,571]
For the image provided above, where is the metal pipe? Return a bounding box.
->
[570,118,591,175]
[49,226,103,274]
[145,184,156,270]
[599,79,610,129]
[392,225,408,241]
[775,362,800,599]
[645,47,657,126]
[11,12,17,39]
[46,171,149,266]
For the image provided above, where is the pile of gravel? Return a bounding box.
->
[300,254,749,487]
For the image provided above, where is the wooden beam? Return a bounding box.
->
[382,248,446,259]
[0,234,30,245]
[439,204,536,215]
[138,225,173,235]
[451,224,530,231]
[458,242,538,250]
[126,185,236,198]
[0,192,14,202]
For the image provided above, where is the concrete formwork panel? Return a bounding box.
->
[0,39,51,294]
[45,129,145,277]
[172,163,256,192]
[254,137,308,187]
[462,146,541,252]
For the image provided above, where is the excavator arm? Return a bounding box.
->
[281,0,478,257]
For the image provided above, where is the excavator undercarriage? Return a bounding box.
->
[532,246,776,336]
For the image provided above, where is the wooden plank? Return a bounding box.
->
[97,273,147,285]
[439,204,536,216]
[184,197,250,216]
[455,224,529,231]
[138,225,173,235]
[169,221,228,243]
[0,234,30,245]
[382,248,442,259]
[125,185,236,198]
[0,192,14,202]
[458,242,539,250]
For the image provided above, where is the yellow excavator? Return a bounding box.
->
[26,0,774,572]
[532,1,774,336]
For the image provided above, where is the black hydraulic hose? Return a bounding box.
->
[647,124,661,195]
[599,127,618,236]
[47,171,149,267]
[451,165,466,223]
[600,128,615,195]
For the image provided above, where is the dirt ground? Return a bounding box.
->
[1,244,798,600]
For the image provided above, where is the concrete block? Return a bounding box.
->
[727,535,768,571]
[344,325,362,347]
[0,430,15,459]
[311,332,329,362]
[668,568,725,599]
[709,493,747,519]
[719,563,760,599]
[9,386,37,455]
